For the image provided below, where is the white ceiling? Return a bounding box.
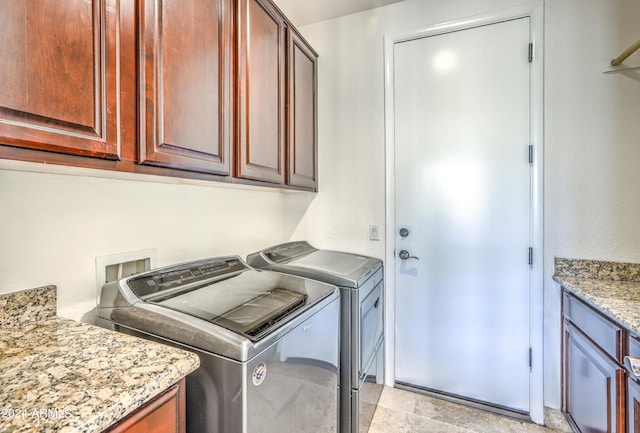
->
[272,0,406,27]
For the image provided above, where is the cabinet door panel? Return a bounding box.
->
[139,0,232,175]
[287,29,318,190]
[0,3,27,113]
[629,334,640,359]
[237,0,285,184]
[630,379,640,433]
[565,321,624,433]
[0,0,122,159]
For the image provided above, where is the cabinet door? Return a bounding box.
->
[287,29,318,190]
[565,321,625,433]
[237,0,286,184]
[0,0,122,159]
[138,0,232,175]
[629,378,640,433]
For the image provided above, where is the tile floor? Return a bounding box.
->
[367,387,570,433]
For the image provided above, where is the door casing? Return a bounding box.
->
[383,2,545,424]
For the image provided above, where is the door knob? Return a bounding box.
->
[398,250,419,260]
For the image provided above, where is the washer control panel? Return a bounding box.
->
[127,257,248,298]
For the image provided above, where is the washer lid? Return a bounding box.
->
[152,273,308,341]
[248,241,382,288]
[125,257,326,341]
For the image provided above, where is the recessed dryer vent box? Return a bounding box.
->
[95,248,157,306]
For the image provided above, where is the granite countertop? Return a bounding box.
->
[0,285,200,433]
[553,258,640,336]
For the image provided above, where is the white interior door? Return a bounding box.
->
[393,17,532,413]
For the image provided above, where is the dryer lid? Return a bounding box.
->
[248,241,382,288]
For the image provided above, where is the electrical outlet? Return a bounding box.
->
[95,249,157,306]
[369,224,381,241]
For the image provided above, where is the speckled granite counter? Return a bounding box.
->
[553,258,640,336]
[0,285,200,433]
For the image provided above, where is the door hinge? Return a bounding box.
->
[529,347,533,369]
[528,43,533,63]
[528,247,533,266]
[528,145,533,164]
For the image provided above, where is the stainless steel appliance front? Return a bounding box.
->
[97,256,340,433]
[247,241,384,433]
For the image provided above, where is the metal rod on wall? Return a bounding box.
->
[611,38,640,66]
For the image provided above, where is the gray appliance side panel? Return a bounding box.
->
[346,275,384,390]
[340,286,354,425]
[110,325,245,433]
[247,297,340,433]
[358,280,384,385]
[185,350,244,433]
[347,340,384,433]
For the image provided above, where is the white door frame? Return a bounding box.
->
[383,2,545,424]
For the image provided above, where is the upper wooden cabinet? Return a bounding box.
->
[138,0,233,175]
[236,0,287,184]
[0,0,318,191]
[287,28,318,190]
[0,0,124,160]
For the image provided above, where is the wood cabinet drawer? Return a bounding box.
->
[564,292,624,362]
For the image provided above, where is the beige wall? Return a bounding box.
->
[0,162,316,319]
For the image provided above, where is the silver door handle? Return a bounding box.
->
[398,250,419,260]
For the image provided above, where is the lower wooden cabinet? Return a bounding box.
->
[562,290,627,433]
[564,321,625,433]
[629,378,640,433]
[105,378,186,433]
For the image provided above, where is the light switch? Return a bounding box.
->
[369,224,381,241]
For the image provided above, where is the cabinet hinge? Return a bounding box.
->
[528,247,533,266]
[528,145,533,165]
[528,43,533,63]
[529,347,533,369]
